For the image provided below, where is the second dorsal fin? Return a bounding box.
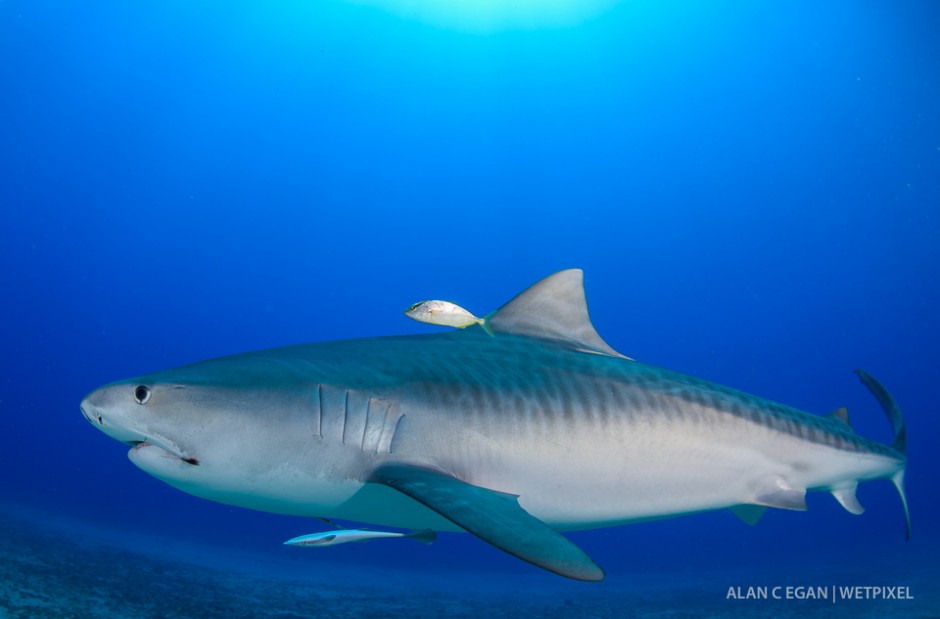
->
[827,407,852,428]
[487,269,626,358]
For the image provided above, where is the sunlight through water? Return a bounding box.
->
[345,0,625,33]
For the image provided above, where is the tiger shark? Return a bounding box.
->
[81,269,908,581]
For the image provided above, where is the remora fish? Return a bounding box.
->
[81,269,908,581]
[284,528,436,547]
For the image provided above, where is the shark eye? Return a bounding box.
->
[134,386,151,404]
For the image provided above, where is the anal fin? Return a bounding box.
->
[831,482,865,515]
[369,464,604,581]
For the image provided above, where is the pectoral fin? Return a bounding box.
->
[369,464,604,581]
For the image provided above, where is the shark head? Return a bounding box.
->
[80,355,364,514]
[82,379,216,472]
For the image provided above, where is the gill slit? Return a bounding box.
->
[342,389,350,445]
[316,384,323,439]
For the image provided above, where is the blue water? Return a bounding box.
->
[1,0,938,616]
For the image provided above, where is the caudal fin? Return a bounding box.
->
[891,470,910,541]
[854,369,910,540]
[854,369,906,454]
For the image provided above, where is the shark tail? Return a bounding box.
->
[854,369,910,540]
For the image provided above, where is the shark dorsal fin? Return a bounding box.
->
[487,269,627,358]
[827,407,852,428]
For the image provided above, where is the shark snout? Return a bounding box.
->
[80,397,101,426]
[81,386,199,467]
[80,388,150,445]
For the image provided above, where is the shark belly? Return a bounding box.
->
[497,416,901,529]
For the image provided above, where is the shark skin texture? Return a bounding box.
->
[81,270,909,581]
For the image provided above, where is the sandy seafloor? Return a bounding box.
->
[1,503,936,619]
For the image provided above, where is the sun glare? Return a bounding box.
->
[346,0,623,33]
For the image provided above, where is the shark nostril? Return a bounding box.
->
[80,406,102,425]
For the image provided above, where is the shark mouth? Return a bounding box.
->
[128,440,199,466]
